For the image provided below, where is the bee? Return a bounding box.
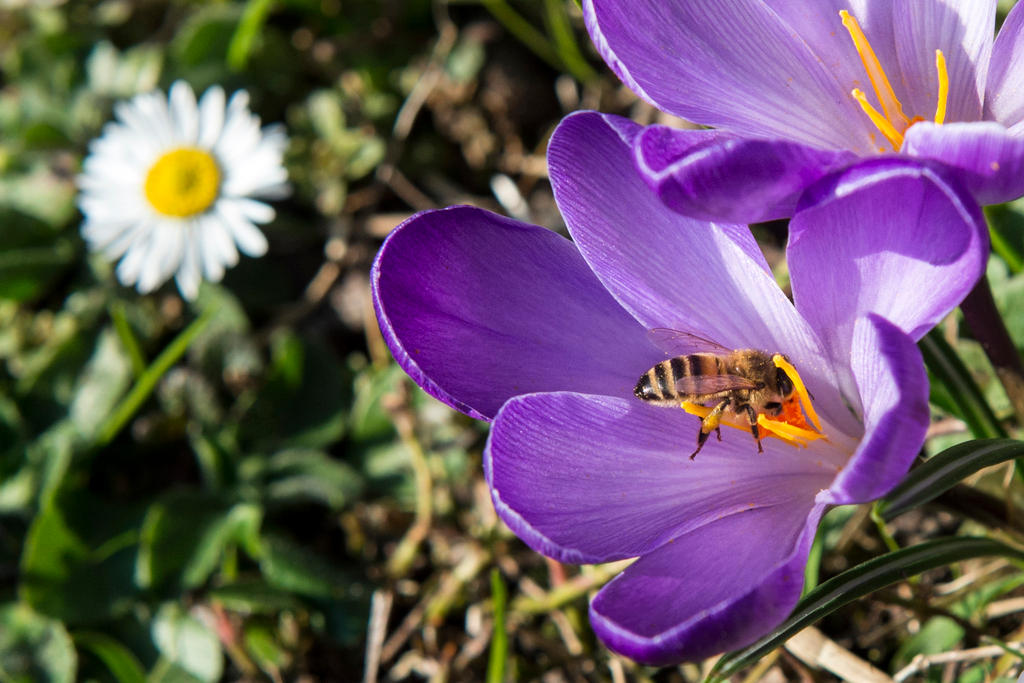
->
[634,329,797,459]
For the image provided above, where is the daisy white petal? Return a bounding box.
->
[168,80,200,145]
[197,86,226,148]
[78,81,288,299]
[215,199,269,257]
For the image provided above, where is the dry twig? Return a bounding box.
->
[893,643,1024,682]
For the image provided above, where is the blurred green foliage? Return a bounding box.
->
[0,0,433,679]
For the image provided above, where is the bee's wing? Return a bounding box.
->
[675,374,759,396]
[647,328,733,356]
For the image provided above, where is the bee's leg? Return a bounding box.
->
[691,399,730,460]
[744,404,764,453]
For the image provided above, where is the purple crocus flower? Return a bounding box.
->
[371,112,987,663]
[584,0,1024,223]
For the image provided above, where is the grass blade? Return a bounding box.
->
[878,438,1024,520]
[919,330,1006,439]
[487,568,508,683]
[706,537,1024,682]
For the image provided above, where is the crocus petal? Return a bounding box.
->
[892,0,995,123]
[550,112,810,353]
[986,0,1024,127]
[486,392,838,564]
[824,315,929,504]
[549,112,857,433]
[590,500,826,665]
[903,121,1024,205]
[789,158,986,375]
[370,206,654,422]
[770,0,899,102]
[634,125,856,223]
[582,0,872,151]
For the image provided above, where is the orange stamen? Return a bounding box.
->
[851,89,905,150]
[840,11,910,132]
[934,49,948,124]
[772,355,822,433]
[840,11,951,150]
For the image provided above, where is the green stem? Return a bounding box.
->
[802,525,824,595]
[227,0,275,71]
[486,568,508,683]
[481,0,592,82]
[109,302,147,377]
[93,309,215,448]
[542,0,597,83]
[870,503,900,553]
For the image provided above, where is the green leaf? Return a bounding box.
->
[706,537,1024,682]
[0,209,75,302]
[72,631,145,683]
[151,604,223,683]
[919,330,1006,439]
[892,616,964,672]
[988,260,1024,355]
[241,448,364,510]
[258,533,353,600]
[227,0,275,70]
[986,202,1024,275]
[147,660,205,683]
[19,493,139,624]
[137,494,261,590]
[170,4,243,67]
[878,439,1024,520]
[349,361,404,442]
[84,41,162,97]
[69,327,133,441]
[0,603,76,683]
[242,622,288,674]
[207,580,304,615]
[240,332,351,449]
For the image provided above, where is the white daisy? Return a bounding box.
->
[78,80,289,299]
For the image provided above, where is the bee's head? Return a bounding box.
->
[775,364,795,398]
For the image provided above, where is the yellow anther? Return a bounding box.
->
[934,49,948,124]
[840,11,910,132]
[851,89,905,150]
[757,414,821,447]
[772,354,823,433]
[681,401,753,434]
[841,10,951,150]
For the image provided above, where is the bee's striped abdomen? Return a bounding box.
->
[634,354,723,404]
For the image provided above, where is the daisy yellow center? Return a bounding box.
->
[840,9,949,152]
[681,355,826,449]
[144,147,221,217]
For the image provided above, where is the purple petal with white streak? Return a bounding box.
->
[824,315,929,504]
[370,206,654,421]
[582,0,872,151]
[903,121,1024,205]
[789,158,986,374]
[893,0,995,123]
[486,392,838,565]
[986,0,1024,127]
[634,125,856,223]
[590,500,827,665]
[549,111,857,435]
